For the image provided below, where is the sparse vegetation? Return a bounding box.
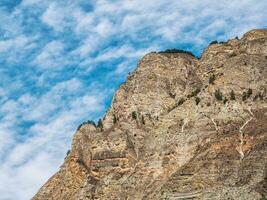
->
[195,97,201,105]
[209,74,216,84]
[214,89,223,101]
[113,114,118,124]
[97,119,103,130]
[187,88,201,98]
[66,150,70,156]
[242,89,253,101]
[141,115,145,125]
[230,90,236,100]
[65,149,71,159]
[247,88,253,98]
[242,91,247,101]
[210,40,218,45]
[131,111,137,120]
[176,98,185,106]
[77,120,96,130]
[159,49,195,57]
[229,52,237,57]
[169,92,176,99]
[223,98,228,104]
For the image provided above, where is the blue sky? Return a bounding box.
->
[0,0,266,199]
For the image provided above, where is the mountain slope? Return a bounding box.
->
[33,29,267,200]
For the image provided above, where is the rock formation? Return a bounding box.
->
[33,29,267,200]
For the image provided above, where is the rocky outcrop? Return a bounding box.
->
[33,29,267,200]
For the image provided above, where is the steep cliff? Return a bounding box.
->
[33,29,267,200]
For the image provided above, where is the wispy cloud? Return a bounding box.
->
[0,78,106,199]
[0,0,266,199]
[33,40,66,69]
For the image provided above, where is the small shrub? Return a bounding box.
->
[176,98,185,106]
[214,89,223,101]
[210,40,218,45]
[188,88,201,98]
[65,150,71,159]
[77,124,83,130]
[131,111,137,120]
[247,88,252,98]
[113,114,118,124]
[207,102,211,107]
[230,90,236,100]
[141,115,145,125]
[209,74,216,84]
[223,98,228,104]
[97,119,103,130]
[169,92,175,99]
[242,89,252,101]
[88,120,96,126]
[194,88,201,96]
[242,92,247,101]
[195,97,201,105]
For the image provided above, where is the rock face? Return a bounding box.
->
[33,29,267,200]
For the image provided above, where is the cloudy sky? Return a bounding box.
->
[0,0,266,199]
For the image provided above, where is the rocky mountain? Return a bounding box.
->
[33,29,267,200]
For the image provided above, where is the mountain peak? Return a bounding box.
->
[33,29,267,200]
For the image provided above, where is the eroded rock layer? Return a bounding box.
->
[33,29,267,200]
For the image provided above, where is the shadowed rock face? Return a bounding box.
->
[33,29,267,200]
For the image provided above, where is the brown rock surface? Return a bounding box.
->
[33,29,267,200]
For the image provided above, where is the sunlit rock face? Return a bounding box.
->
[33,29,267,200]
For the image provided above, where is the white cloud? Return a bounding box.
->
[33,40,66,69]
[72,35,100,57]
[0,151,58,200]
[0,79,106,199]
[74,13,94,34]
[95,45,158,62]
[21,0,43,6]
[0,126,16,160]
[0,36,29,53]
[94,19,115,37]
[41,3,66,32]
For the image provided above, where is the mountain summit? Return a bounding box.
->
[33,29,267,200]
